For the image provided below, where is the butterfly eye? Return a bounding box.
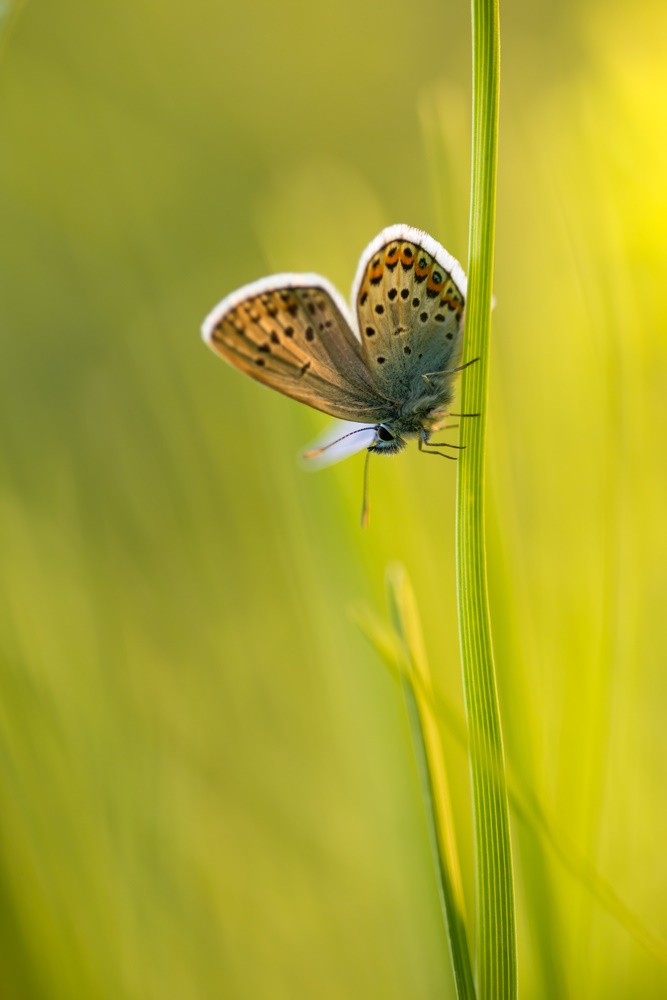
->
[377,425,395,442]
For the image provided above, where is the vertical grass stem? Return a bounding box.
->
[456,0,518,996]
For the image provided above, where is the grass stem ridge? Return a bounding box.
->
[456,0,518,995]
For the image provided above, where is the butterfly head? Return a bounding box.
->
[368,423,407,456]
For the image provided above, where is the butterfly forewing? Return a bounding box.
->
[203,276,394,423]
[353,227,466,398]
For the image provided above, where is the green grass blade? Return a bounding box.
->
[356,607,667,972]
[457,0,517,995]
[386,565,476,1000]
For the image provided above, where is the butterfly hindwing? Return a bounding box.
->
[352,225,466,399]
[202,275,394,423]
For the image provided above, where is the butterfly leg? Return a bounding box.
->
[421,358,480,383]
[425,440,465,449]
[418,432,459,460]
[446,357,480,375]
[421,429,465,450]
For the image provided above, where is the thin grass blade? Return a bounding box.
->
[456,0,518,995]
[386,565,476,1000]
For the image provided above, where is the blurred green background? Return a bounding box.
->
[1,0,666,996]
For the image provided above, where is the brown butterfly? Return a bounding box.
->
[202,225,471,524]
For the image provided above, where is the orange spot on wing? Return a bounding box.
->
[368,261,384,283]
[441,295,464,314]
[427,272,445,293]
[440,279,464,313]
[414,255,430,279]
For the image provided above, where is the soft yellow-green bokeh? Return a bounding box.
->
[1,0,665,997]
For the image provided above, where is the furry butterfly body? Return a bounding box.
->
[202,224,468,466]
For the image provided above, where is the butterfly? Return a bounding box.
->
[201,224,473,525]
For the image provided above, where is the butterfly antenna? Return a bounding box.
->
[303,425,375,459]
[360,449,371,528]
